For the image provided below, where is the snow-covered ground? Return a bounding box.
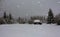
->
[0,24,60,37]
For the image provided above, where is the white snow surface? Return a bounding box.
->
[0,24,60,37]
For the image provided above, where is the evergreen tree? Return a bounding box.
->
[9,13,12,20]
[47,8,54,24]
[55,13,60,25]
[3,11,7,19]
[6,13,14,24]
[57,19,60,25]
[17,17,21,23]
[0,18,5,24]
[17,17,25,24]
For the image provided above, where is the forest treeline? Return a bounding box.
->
[0,8,60,25]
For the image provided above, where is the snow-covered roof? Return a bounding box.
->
[34,20,40,22]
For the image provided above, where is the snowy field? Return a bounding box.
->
[0,24,60,37]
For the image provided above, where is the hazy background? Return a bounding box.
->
[0,0,60,18]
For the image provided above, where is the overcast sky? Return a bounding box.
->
[0,0,60,18]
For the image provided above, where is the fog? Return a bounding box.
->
[0,0,60,18]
